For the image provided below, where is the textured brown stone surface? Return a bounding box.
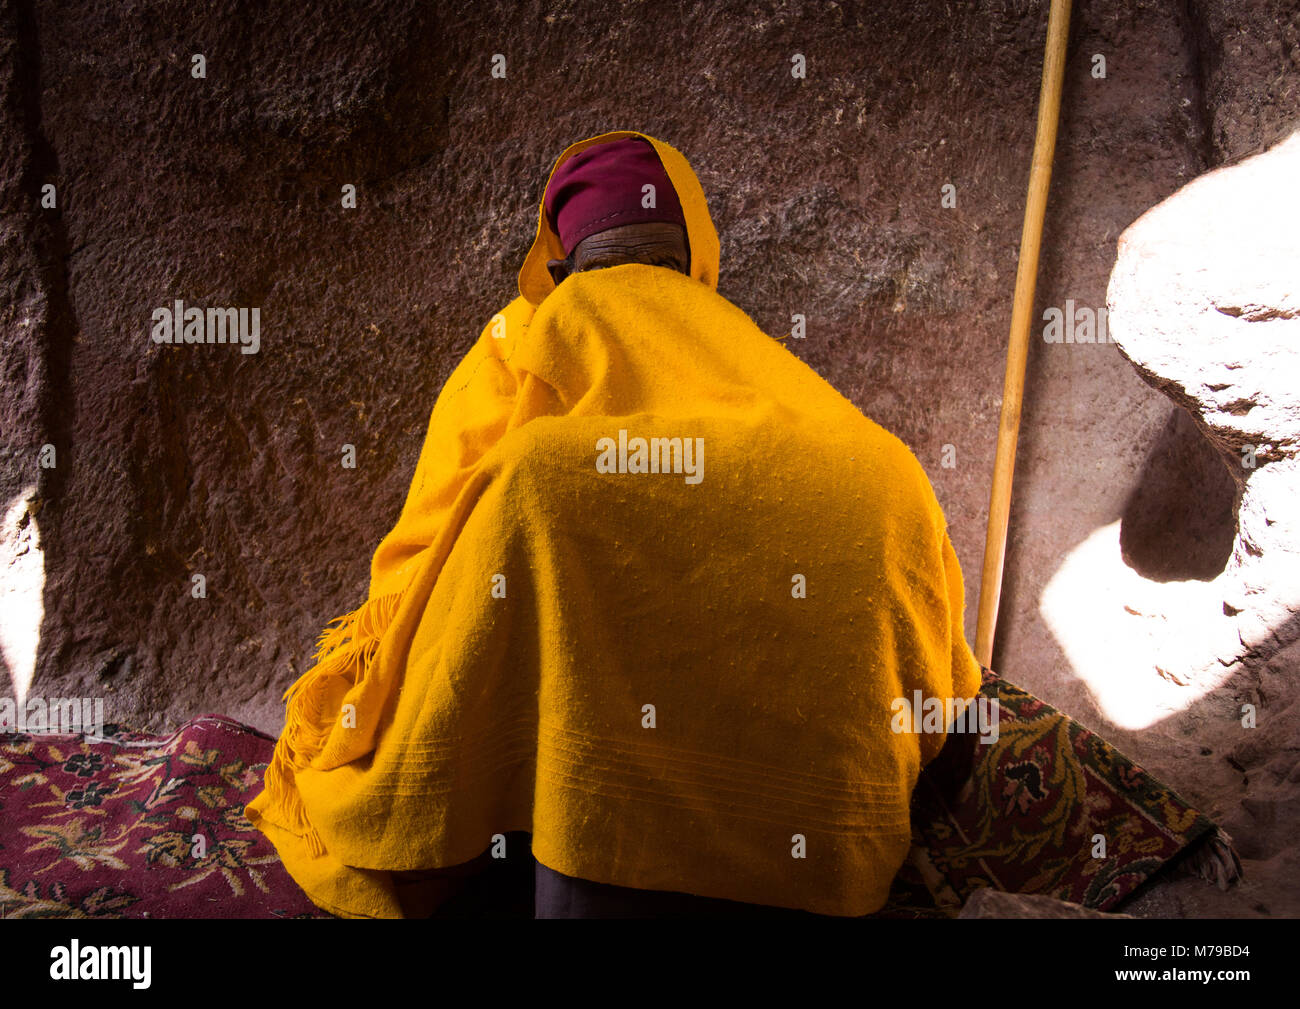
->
[0,0,1297,915]
[958,888,1135,918]
[0,0,1174,725]
[1187,0,1300,161]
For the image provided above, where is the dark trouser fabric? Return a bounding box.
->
[533,859,820,919]
[421,831,819,919]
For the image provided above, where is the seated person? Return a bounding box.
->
[245,131,982,918]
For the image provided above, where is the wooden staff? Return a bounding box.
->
[975,0,1072,668]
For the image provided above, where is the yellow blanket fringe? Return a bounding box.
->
[258,591,405,858]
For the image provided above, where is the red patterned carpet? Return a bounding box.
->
[0,714,325,918]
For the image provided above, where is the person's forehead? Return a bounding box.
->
[576,223,687,251]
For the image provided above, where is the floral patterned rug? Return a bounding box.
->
[880,669,1226,917]
[0,670,1228,918]
[0,714,325,918]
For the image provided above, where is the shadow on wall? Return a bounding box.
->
[1119,405,1237,583]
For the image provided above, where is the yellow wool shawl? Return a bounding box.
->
[245,132,982,918]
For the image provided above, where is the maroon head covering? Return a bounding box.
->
[543,137,688,259]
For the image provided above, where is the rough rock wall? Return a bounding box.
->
[1110,133,1300,671]
[1103,50,1300,919]
[1186,0,1300,160]
[0,0,1295,737]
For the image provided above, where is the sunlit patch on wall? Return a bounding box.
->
[1,486,45,708]
[1040,520,1238,730]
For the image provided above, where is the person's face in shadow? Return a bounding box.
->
[547,222,689,287]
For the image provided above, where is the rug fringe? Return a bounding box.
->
[1178,826,1243,890]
